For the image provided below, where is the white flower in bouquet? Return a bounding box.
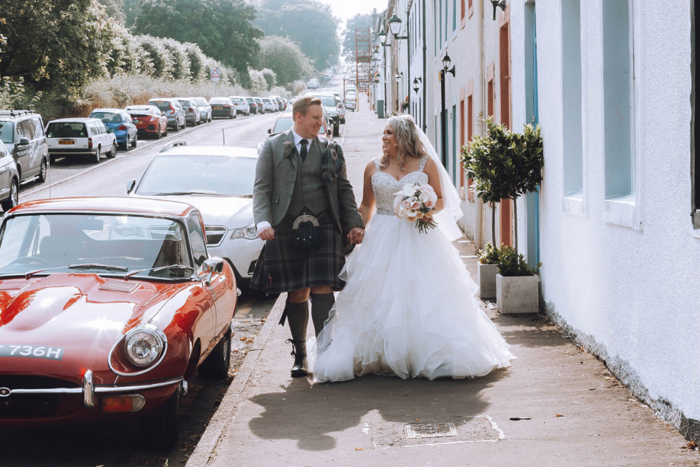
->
[393,182,438,233]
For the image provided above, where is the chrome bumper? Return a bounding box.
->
[0,371,183,408]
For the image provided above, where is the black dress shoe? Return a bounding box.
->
[287,339,308,377]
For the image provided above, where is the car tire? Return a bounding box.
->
[49,154,56,165]
[198,327,232,380]
[1,179,19,212]
[141,390,179,448]
[333,123,340,137]
[93,146,101,163]
[130,134,137,148]
[37,158,48,183]
[106,142,117,159]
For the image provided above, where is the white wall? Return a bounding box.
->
[512,0,699,426]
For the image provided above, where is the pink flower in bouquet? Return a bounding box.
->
[411,201,421,209]
[402,199,412,209]
[425,200,435,209]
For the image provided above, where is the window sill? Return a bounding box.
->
[563,192,586,217]
[604,194,641,230]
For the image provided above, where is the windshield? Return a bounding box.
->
[46,122,87,138]
[150,101,172,112]
[0,214,193,279]
[0,121,14,144]
[317,97,336,106]
[136,155,256,197]
[90,112,122,124]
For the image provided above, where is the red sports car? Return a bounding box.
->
[0,197,237,446]
[126,105,168,139]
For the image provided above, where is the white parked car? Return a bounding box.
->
[45,118,117,164]
[126,143,263,289]
[307,79,320,89]
[261,98,276,113]
[230,96,250,116]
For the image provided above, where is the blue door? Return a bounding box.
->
[526,3,541,268]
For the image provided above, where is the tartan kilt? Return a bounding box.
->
[250,214,346,294]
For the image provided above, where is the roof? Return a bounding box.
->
[6,197,195,218]
[90,108,126,113]
[46,118,102,123]
[159,146,258,158]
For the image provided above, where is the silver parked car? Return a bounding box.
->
[126,143,263,289]
[191,97,212,123]
[0,110,49,184]
[0,141,20,212]
[148,98,187,130]
[175,98,202,126]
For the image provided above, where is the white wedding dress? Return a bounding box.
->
[309,156,514,382]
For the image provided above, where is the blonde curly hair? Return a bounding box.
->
[379,114,426,169]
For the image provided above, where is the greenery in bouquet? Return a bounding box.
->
[497,245,541,277]
[477,242,500,265]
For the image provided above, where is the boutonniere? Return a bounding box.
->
[283,141,295,158]
[321,142,345,182]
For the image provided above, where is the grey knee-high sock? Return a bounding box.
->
[310,293,335,337]
[286,300,309,345]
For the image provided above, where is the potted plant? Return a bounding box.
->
[476,242,500,299]
[496,245,541,314]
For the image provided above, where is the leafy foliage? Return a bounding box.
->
[477,242,500,265]
[497,245,541,277]
[256,36,314,86]
[133,0,264,86]
[256,0,340,72]
[0,0,117,97]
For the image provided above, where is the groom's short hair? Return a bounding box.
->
[293,96,322,118]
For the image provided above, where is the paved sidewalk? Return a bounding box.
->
[187,105,699,467]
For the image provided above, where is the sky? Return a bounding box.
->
[318,0,380,26]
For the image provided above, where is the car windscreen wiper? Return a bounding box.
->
[21,263,128,279]
[68,263,129,272]
[124,264,195,279]
[151,191,228,197]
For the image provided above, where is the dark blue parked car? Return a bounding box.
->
[89,108,138,150]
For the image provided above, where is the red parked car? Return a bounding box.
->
[0,197,237,446]
[126,105,168,139]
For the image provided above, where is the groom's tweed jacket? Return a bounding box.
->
[253,129,363,234]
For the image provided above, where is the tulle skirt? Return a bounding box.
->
[308,213,514,382]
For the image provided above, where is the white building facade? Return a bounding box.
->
[510,0,698,439]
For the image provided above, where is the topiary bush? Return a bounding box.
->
[477,242,500,265]
[497,245,541,276]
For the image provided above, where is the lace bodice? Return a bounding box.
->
[371,156,429,215]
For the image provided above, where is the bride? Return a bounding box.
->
[309,115,514,382]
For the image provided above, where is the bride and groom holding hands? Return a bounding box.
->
[251,96,513,383]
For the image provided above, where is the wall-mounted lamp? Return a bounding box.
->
[395,72,403,83]
[490,0,506,20]
[413,77,422,94]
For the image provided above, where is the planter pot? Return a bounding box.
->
[496,273,540,314]
[477,263,498,299]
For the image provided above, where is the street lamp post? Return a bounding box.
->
[440,51,456,168]
[387,13,411,115]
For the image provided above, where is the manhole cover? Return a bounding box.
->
[405,422,456,439]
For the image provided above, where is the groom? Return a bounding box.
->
[251,96,365,377]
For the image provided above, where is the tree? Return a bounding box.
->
[256,0,340,72]
[256,36,313,86]
[0,0,116,96]
[342,13,373,62]
[134,0,263,87]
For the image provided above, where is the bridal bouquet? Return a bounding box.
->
[393,182,438,233]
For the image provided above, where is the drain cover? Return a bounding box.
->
[404,422,456,439]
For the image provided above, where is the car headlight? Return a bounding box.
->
[231,222,258,240]
[124,326,165,368]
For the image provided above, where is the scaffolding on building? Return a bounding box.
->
[355,27,372,96]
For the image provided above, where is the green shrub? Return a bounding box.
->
[497,245,541,277]
[477,243,500,265]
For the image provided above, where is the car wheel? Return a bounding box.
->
[93,146,101,163]
[141,390,179,448]
[333,123,340,137]
[1,179,19,212]
[37,158,48,183]
[49,154,56,165]
[198,327,232,379]
[106,142,117,159]
[130,134,137,148]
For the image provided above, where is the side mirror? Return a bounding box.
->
[107,128,114,134]
[327,129,332,137]
[18,137,30,146]
[203,258,224,274]
[126,179,136,194]
[267,129,271,134]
